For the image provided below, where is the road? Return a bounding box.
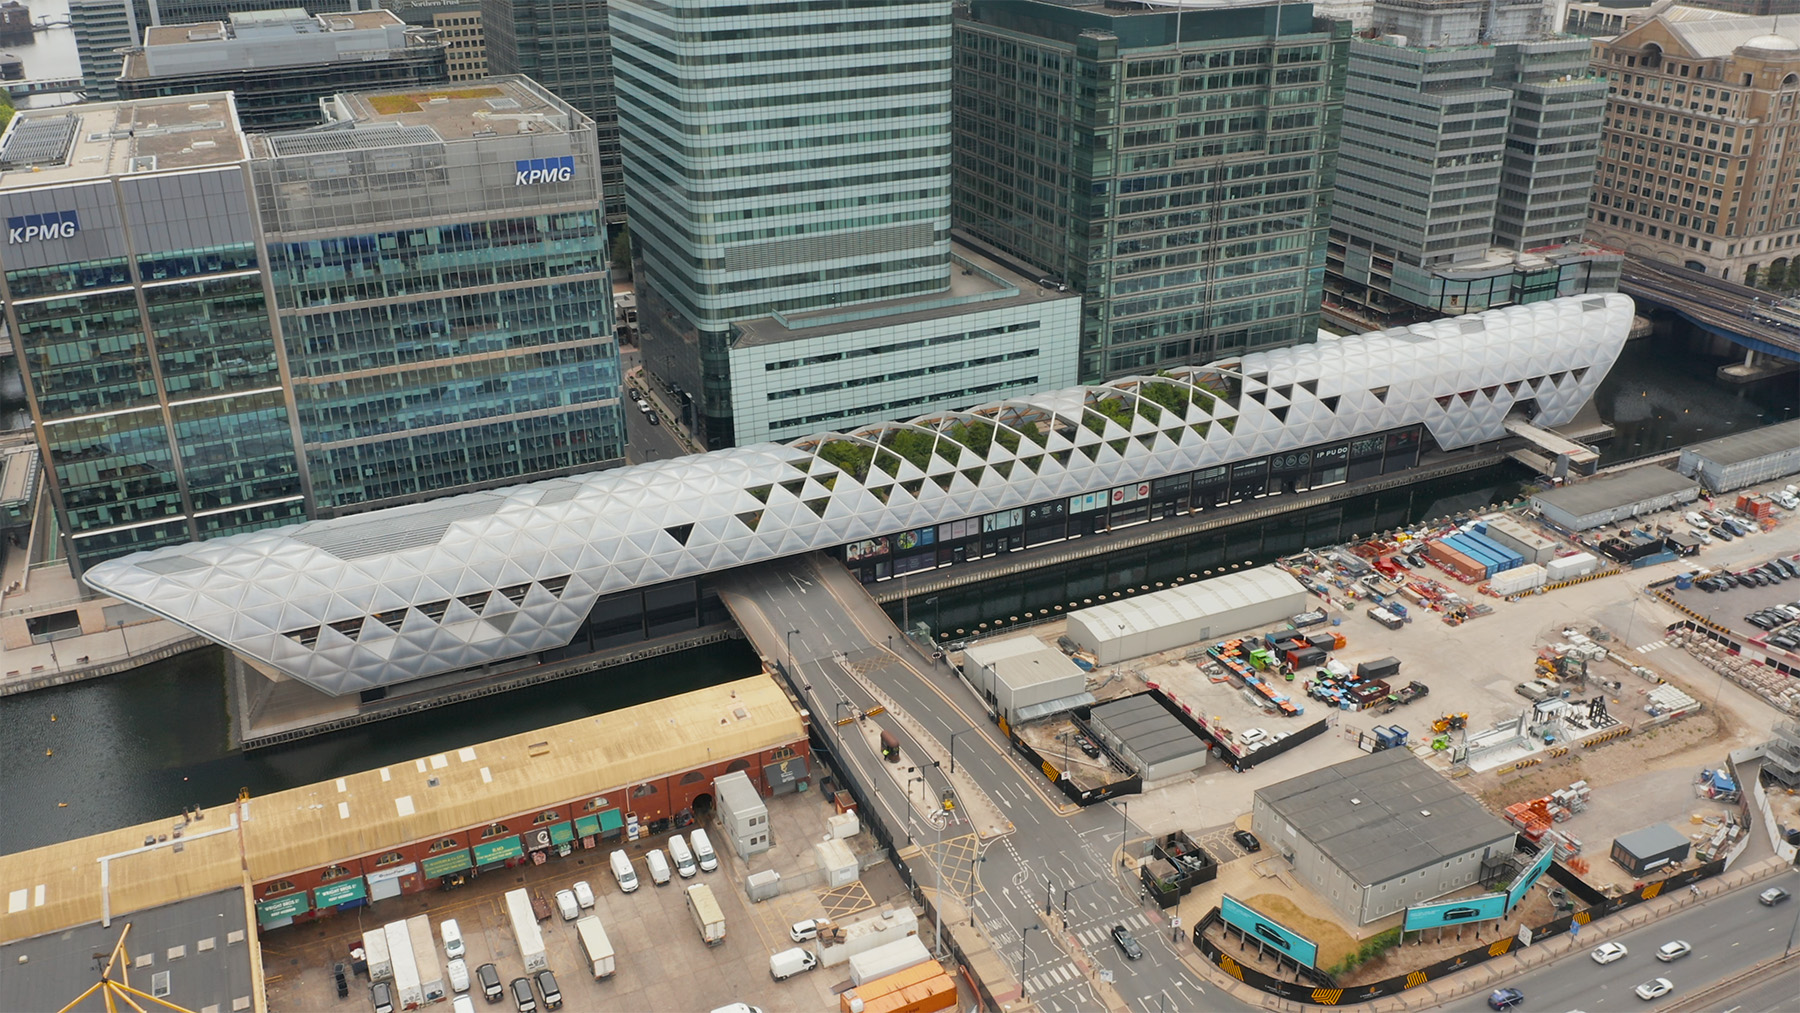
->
[619,345,697,464]
[1434,869,1800,1012]
[718,555,1247,1013]
[1618,258,1800,355]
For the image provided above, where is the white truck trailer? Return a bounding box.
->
[504,888,549,973]
[575,915,616,979]
[406,913,446,1004]
[384,920,423,1009]
[848,936,932,986]
[362,927,394,981]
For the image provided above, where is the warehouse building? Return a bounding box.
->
[1609,823,1691,877]
[1530,467,1698,531]
[1251,749,1518,925]
[961,637,1091,725]
[1479,517,1558,566]
[1087,693,1209,783]
[1676,419,1800,494]
[1066,566,1310,666]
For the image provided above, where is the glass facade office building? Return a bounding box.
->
[953,0,1349,382]
[1,80,624,574]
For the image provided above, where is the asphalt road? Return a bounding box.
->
[1435,869,1800,1012]
[619,346,696,464]
[1618,259,1800,353]
[720,557,1248,1013]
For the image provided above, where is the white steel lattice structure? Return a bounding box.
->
[85,295,1635,695]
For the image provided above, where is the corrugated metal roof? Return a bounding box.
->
[0,675,801,943]
[1662,13,1793,56]
[1531,466,1696,519]
[1679,418,1800,468]
[1071,565,1307,643]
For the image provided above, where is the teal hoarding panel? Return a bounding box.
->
[1221,895,1319,969]
[1506,847,1557,913]
[1402,892,1508,931]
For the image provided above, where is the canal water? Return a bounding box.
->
[2,321,1795,855]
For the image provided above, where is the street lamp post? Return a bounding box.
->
[785,628,800,677]
[948,728,969,776]
[1018,924,1042,982]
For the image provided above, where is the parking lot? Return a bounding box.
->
[262,797,875,1013]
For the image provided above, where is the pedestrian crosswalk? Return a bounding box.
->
[1634,638,1669,653]
[1025,962,1082,992]
[1072,912,1152,948]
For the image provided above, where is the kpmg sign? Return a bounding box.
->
[7,210,79,244]
[1220,895,1320,969]
[515,155,575,186]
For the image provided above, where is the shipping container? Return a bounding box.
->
[363,928,394,982]
[385,920,423,1010]
[848,937,933,987]
[575,916,615,979]
[1545,552,1599,581]
[1459,530,1524,571]
[1355,657,1401,680]
[840,962,958,1013]
[1425,539,1487,581]
[819,908,921,968]
[1488,563,1547,595]
[406,914,446,1004]
[1478,517,1558,565]
[505,889,549,973]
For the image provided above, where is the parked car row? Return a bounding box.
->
[1694,554,1800,592]
[608,829,718,895]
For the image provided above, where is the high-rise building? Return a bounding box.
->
[1585,10,1800,283]
[70,0,366,101]
[0,93,307,570]
[0,78,625,574]
[386,1,488,82]
[613,0,1079,448]
[481,0,624,222]
[952,0,1350,382]
[117,9,451,129]
[1327,0,1618,325]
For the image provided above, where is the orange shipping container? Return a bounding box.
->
[840,962,956,1013]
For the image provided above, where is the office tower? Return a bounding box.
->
[117,9,451,129]
[613,0,1079,448]
[1586,11,1800,284]
[953,0,1350,382]
[0,78,624,574]
[481,0,624,222]
[71,0,365,101]
[1327,0,1617,325]
[0,93,308,571]
[386,1,488,82]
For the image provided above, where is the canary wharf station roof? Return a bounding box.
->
[85,295,1635,695]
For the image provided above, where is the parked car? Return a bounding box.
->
[371,982,395,1013]
[1233,830,1262,853]
[534,970,562,1011]
[1591,942,1628,965]
[789,918,821,942]
[1633,977,1673,1001]
[1110,924,1144,960]
[646,411,661,426]
[448,958,470,994]
[476,962,503,1002]
[572,880,595,909]
[554,888,579,921]
[1655,940,1691,962]
[509,976,537,1013]
[1487,988,1525,1010]
[1760,886,1791,905]
[1712,526,1735,542]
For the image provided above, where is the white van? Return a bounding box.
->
[440,919,465,959]
[769,947,819,981]
[668,835,698,878]
[609,849,639,893]
[689,829,718,872]
[645,847,673,886]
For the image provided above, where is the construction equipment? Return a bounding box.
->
[1431,712,1469,734]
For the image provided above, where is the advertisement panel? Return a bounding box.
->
[255,892,310,927]
[313,877,368,908]
[1402,892,1508,931]
[1220,895,1319,969]
[1506,847,1556,913]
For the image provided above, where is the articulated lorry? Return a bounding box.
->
[504,888,550,972]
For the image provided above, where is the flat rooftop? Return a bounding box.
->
[1257,748,1515,885]
[0,94,244,187]
[1680,418,1800,468]
[125,9,418,78]
[1090,694,1204,768]
[0,888,258,1013]
[731,240,1077,348]
[1532,466,1697,519]
[249,77,577,154]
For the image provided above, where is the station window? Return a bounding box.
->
[375,851,406,867]
[632,783,658,798]
[480,823,509,839]
[318,864,352,881]
[263,880,296,897]
[770,745,797,761]
[680,771,706,786]
[427,838,461,853]
[581,797,610,812]
[532,810,561,825]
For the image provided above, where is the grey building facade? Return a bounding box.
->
[1328,0,1618,325]
[952,0,1350,381]
[1251,748,1517,924]
[71,0,366,101]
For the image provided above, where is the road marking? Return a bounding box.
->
[1634,639,1667,652]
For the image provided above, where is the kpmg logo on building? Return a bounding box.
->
[515,156,575,186]
[7,210,79,244]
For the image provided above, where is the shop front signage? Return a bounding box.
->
[422,849,472,878]
[255,892,310,927]
[472,835,523,865]
[313,877,367,908]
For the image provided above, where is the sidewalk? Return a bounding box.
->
[0,617,204,695]
[1175,855,1797,1012]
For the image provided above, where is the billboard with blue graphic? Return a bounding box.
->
[1506,846,1556,913]
[1221,895,1319,969]
[514,155,575,185]
[7,210,78,244]
[1402,892,1508,931]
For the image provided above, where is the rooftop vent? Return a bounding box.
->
[1350,797,1362,805]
